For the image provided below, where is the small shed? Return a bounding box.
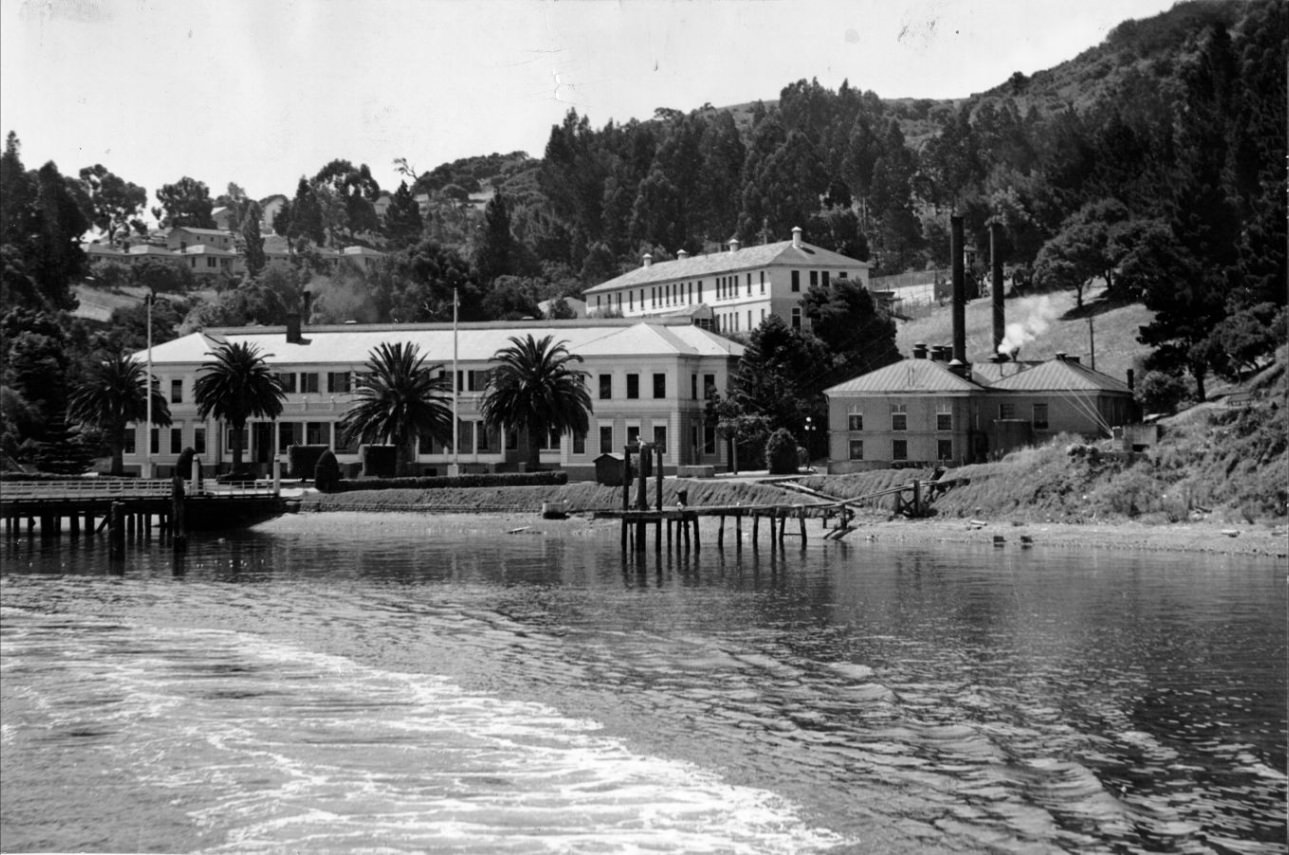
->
[594,453,626,487]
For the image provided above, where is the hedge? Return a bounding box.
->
[287,444,330,480]
[360,445,397,478]
[329,470,568,492]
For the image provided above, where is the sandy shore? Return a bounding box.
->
[263,508,1288,560]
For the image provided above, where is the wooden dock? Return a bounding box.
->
[600,443,939,553]
[1,478,284,557]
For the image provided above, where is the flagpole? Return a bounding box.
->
[451,287,460,477]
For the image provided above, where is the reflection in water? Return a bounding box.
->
[2,519,1285,854]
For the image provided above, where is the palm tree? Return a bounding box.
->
[69,351,171,475]
[480,334,591,470]
[193,341,286,473]
[339,341,452,475]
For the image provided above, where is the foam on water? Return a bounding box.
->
[1,608,847,854]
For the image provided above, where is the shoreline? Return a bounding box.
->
[268,508,1288,560]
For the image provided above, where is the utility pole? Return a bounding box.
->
[145,289,154,479]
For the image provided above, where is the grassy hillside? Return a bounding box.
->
[894,280,1154,384]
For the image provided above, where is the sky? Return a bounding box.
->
[2,0,1180,206]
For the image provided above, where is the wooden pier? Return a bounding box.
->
[599,444,938,554]
[1,478,284,556]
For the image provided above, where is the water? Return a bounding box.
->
[2,514,1285,854]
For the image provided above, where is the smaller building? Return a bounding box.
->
[166,227,235,253]
[824,347,1137,472]
[824,355,989,471]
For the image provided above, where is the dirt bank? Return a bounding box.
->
[287,492,1287,559]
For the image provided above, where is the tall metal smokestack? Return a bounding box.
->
[990,222,1005,359]
[951,214,966,364]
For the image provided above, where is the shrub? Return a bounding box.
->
[765,428,799,475]
[314,449,341,493]
[359,444,397,478]
[287,444,330,480]
[1135,369,1193,414]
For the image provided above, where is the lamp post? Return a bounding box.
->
[144,289,154,479]
[804,416,814,472]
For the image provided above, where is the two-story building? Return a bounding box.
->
[126,317,743,479]
[583,227,870,334]
[823,345,1137,471]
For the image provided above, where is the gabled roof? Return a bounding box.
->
[135,320,743,367]
[169,226,230,237]
[585,239,868,294]
[991,357,1133,394]
[825,358,990,395]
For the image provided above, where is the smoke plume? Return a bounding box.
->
[998,295,1057,357]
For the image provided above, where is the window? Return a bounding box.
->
[626,425,640,447]
[278,422,297,453]
[599,374,612,400]
[599,425,614,454]
[697,281,703,302]
[193,427,206,455]
[653,425,667,452]
[747,310,752,330]
[999,403,1017,420]
[458,420,475,454]
[170,379,183,403]
[760,271,765,293]
[848,411,863,431]
[891,404,907,431]
[1033,403,1049,430]
[822,271,831,287]
[626,373,640,399]
[300,373,319,394]
[848,440,864,460]
[746,272,752,295]
[150,428,159,455]
[691,374,698,400]
[936,404,952,431]
[542,426,561,450]
[703,425,716,454]
[893,439,908,461]
[573,431,586,455]
[478,423,497,452]
[937,440,954,461]
[306,422,327,445]
[327,371,351,394]
[653,373,666,399]
[276,372,297,393]
[791,307,802,330]
[703,374,716,398]
[791,270,800,292]
[124,430,136,455]
[810,270,819,287]
[170,427,183,453]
